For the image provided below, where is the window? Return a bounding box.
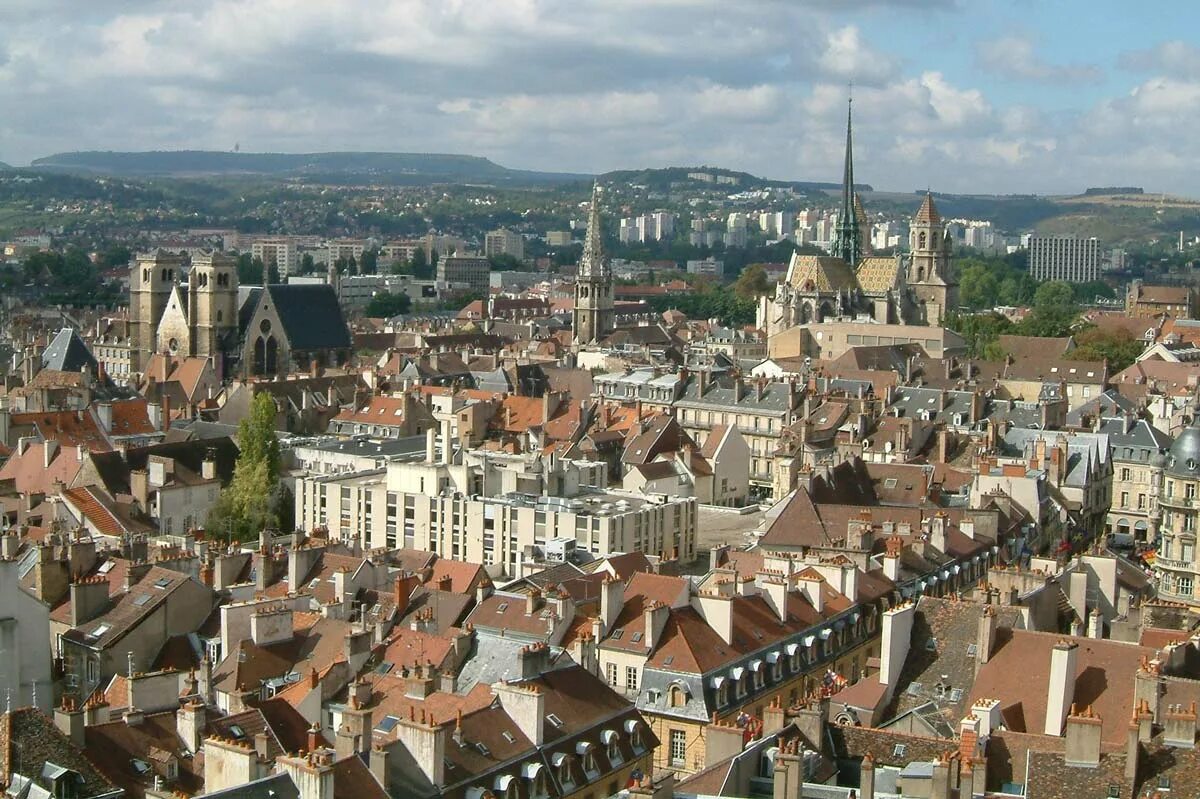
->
[670,730,687,767]
[606,662,618,686]
[1121,467,1131,481]
[669,686,686,707]
[893,744,907,758]
[1179,576,1193,598]
[626,666,639,691]
[1120,492,1129,509]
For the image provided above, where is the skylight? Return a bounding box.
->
[546,714,564,728]
[496,603,509,613]
[88,624,111,639]
[153,577,172,589]
[376,716,401,733]
[229,725,246,739]
[630,632,643,643]
[133,594,152,607]
[475,742,491,757]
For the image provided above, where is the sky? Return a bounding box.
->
[3,0,1200,195]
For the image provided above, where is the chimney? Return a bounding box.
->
[690,592,734,645]
[1126,717,1141,785]
[643,601,669,649]
[440,418,452,464]
[972,698,1002,737]
[1135,658,1164,724]
[600,575,623,633]
[879,602,915,696]
[1064,705,1103,767]
[130,469,150,508]
[1045,640,1079,736]
[704,718,747,768]
[525,587,542,617]
[177,700,207,753]
[758,577,789,623]
[425,427,436,462]
[96,402,113,433]
[1087,607,1103,639]
[70,577,110,627]
[975,606,997,674]
[859,753,875,799]
[43,439,59,470]
[55,697,87,748]
[930,753,952,799]
[1164,702,1198,749]
[883,535,902,582]
[494,682,544,746]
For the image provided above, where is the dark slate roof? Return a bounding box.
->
[42,328,97,373]
[265,284,352,351]
[196,772,301,799]
[89,437,240,495]
[1165,422,1200,479]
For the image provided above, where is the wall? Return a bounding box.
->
[0,560,52,711]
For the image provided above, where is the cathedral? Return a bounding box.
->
[129,250,352,378]
[759,100,958,340]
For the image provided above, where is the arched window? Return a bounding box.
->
[161,268,169,282]
[670,685,686,707]
[265,337,278,373]
[143,268,151,282]
[918,232,927,249]
[917,266,925,282]
[254,337,266,374]
[216,310,223,323]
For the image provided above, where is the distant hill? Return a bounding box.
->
[600,166,864,195]
[0,162,11,170]
[30,150,591,186]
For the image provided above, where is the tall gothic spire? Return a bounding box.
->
[831,96,861,267]
[579,182,607,279]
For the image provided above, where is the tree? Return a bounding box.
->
[207,393,284,541]
[360,249,378,275]
[488,254,524,272]
[732,264,771,300]
[97,244,132,270]
[299,253,316,274]
[1071,326,1144,372]
[365,291,412,318]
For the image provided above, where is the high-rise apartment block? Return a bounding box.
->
[484,228,525,261]
[1028,235,1101,283]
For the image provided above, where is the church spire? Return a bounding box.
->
[831,95,861,267]
[579,182,607,279]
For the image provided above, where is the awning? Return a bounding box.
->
[551,752,569,767]
[730,666,745,680]
[940,569,950,580]
[766,651,781,664]
[624,719,641,734]
[785,643,800,656]
[521,762,544,780]
[803,635,816,647]
[819,628,833,640]
[927,574,939,584]
[710,676,727,689]
[601,729,619,745]
[576,741,593,755]
[494,775,516,791]
[952,564,961,575]
[748,659,763,672]
[992,545,1000,554]
[833,618,847,631]
[850,610,862,623]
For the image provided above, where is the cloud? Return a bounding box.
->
[976,35,1102,84]
[0,0,1193,195]
[1120,40,1200,79]
[818,26,899,85]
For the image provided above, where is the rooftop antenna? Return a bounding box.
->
[5,688,10,714]
[128,650,136,680]
[30,681,36,710]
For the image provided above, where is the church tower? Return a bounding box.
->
[830,97,863,267]
[130,250,185,373]
[573,184,614,345]
[189,251,239,360]
[907,193,957,325]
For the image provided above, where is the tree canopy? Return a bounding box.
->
[206,393,290,541]
[365,291,413,318]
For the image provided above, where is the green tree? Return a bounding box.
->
[1071,326,1143,372]
[360,249,378,274]
[958,264,1000,309]
[488,254,524,271]
[97,244,133,270]
[299,253,316,274]
[365,291,413,318]
[207,393,284,540]
[732,264,771,300]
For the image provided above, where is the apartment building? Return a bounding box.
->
[674,375,803,494]
[294,437,698,574]
[1028,234,1101,283]
[484,228,525,261]
[1154,422,1200,606]
[251,238,299,278]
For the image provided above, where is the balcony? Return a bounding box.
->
[1159,494,1198,510]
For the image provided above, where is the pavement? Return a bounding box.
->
[679,505,767,575]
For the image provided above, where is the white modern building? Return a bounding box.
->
[294,431,698,574]
[1028,235,1102,283]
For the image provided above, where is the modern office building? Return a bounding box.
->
[1028,234,1101,283]
[484,228,525,261]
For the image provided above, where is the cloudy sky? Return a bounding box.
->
[3,0,1199,194]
